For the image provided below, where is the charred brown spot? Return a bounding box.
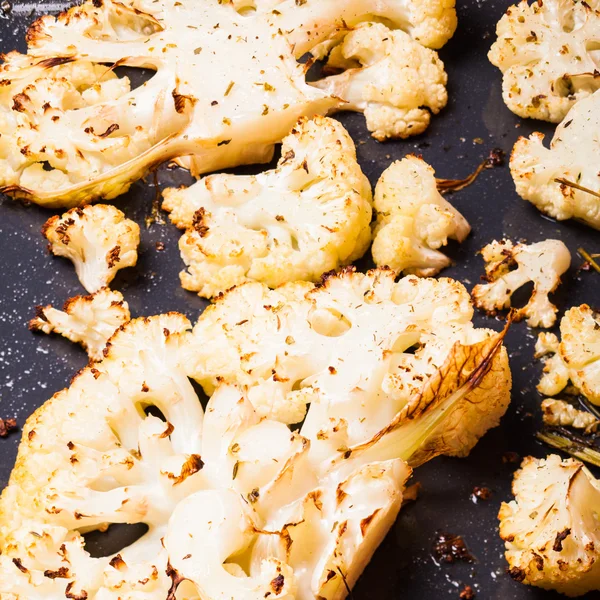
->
[166,562,186,600]
[37,56,75,69]
[459,585,476,600]
[247,487,260,503]
[433,532,474,564]
[360,509,381,536]
[0,417,17,438]
[29,305,49,329]
[106,246,121,268]
[172,90,196,113]
[533,553,544,571]
[109,554,126,570]
[97,123,119,138]
[44,566,69,579]
[160,422,175,438]
[507,566,527,582]
[553,528,571,552]
[12,92,30,112]
[271,574,285,595]
[471,486,492,501]
[12,558,28,573]
[65,582,88,600]
[192,207,210,237]
[168,454,204,485]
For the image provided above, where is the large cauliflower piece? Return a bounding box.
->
[489,0,600,122]
[472,239,571,328]
[42,204,140,293]
[29,288,130,361]
[371,156,470,275]
[0,0,456,207]
[510,89,600,229]
[499,455,600,596]
[536,305,600,404]
[162,116,372,298]
[312,22,448,141]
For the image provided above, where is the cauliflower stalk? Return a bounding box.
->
[162,116,372,298]
[489,0,600,122]
[499,454,600,596]
[42,204,140,293]
[371,156,471,275]
[0,268,510,600]
[472,239,571,328]
[312,22,449,141]
[0,0,456,207]
[536,305,600,404]
[510,89,600,229]
[29,288,130,361]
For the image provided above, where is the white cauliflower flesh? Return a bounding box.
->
[499,455,600,596]
[312,22,448,141]
[162,116,372,298]
[489,0,600,122]
[536,305,600,404]
[371,156,471,275]
[0,268,511,600]
[29,288,130,361]
[541,399,599,433]
[510,89,600,229]
[42,204,140,293]
[472,239,571,328]
[0,0,456,207]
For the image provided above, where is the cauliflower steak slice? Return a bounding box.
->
[372,156,471,275]
[489,0,600,122]
[0,0,456,206]
[163,116,373,298]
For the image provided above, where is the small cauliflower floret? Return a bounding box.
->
[510,90,600,229]
[489,0,600,122]
[162,116,372,298]
[536,332,570,396]
[313,22,448,141]
[499,455,600,596]
[29,288,130,361]
[472,239,571,328]
[541,399,599,433]
[371,156,470,275]
[42,204,140,293]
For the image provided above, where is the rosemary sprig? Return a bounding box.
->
[537,427,600,468]
[578,247,600,274]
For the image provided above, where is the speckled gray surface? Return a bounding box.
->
[1,1,599,598]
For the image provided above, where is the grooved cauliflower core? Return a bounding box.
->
[371,156,470,275]
[536,305,600,404]
[42,204,140,293]
[29,288,130,361]
[499,455,600,596]
[0,0,456,206]
[0,268,511,600]
[162,116,373,298]
[510,89,600,229]
[472,239,571,328]
[489,0,600,122]
[312,22,448,141]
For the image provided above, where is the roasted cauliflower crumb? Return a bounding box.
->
[313,22,448,140]
[29,288,130,361]
[42,204,140,293]
[489,0,600,122]
[371,156,471,275]
[499,455,600,596]
[541,399,599,433]
[472,239,571,328]
[163,116,372,298]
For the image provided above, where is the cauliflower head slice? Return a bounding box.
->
[312,22,448,141]
[162,116,373,298]
[472,239,571,328]
[0,0,454,207]
[42,204,140,293]
[510,89,600,229]
[29,288,130,361]
[499,455,600,596]
[371,156,471,275]
[489,0,600,122]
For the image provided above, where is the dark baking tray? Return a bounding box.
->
[1,1,599,598]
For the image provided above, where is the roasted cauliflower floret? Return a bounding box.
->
[499,455,600,596]
[536,332,571,396]
[162,116,372,298]
[29,288,130,361]
[489,0,600,122]
[313,22,448,140]
[42,204,140,293]
[510,90,600,230]
[371,156,470,275]
[541,399,599,433]
[472,239,571,328]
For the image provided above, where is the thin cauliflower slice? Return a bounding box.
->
[489,0,600,122]
[29,288,130,361]
[42,204,140,293]
[313,22,448,141]
[510,89,600,229]
[371,156,470,275]
[162,116,372,298]
[472,239,571,328]
[499,455,600,596]
[541,399,599,433]
[536,332,571,396]
[0,0,456,207]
